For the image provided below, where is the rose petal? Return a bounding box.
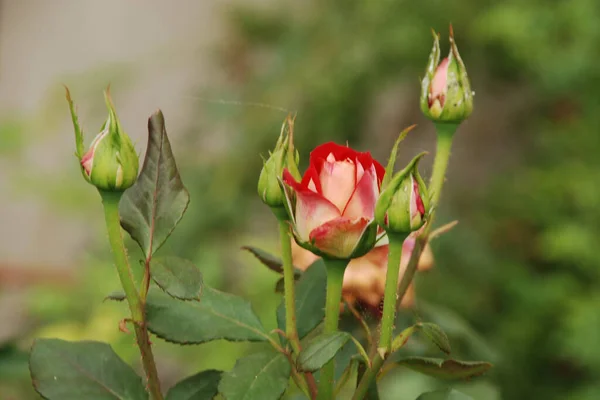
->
[284,169,341,241]
[309,217,369,258]
[291,240,320,271]
[429,57,449,107]
[342,165,378,219]
[320,158,357,212]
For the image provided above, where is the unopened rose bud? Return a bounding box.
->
[375,154,429,234]
[420,26,473,124]
[258,115,300,210]
[67,88,139,192]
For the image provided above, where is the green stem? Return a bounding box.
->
[352,354,383,400]
[427,123,457,228]
[100,191,163,400]
[352,122,458,400]
[317,258,348,400]
[377,232,408,354]
[277,219,301,353]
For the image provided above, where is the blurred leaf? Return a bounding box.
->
[277,259,327,338]
[394,357,492,380]
[274,277,285,293]
[416,388,474,400]
[242,246,284,273]
[29,338,147,400]
[166,369,222,400]
[146,288,268,344]
[419,322,452,355]
[151,256,203,301]
[297,332,351,372]
[242,246,303,278]
[120,110,190,257]
[218,350,291,400]
[103,291,126,302]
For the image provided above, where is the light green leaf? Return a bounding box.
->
[218,350,291,400]
[297,332,351,372]
[416,388,474,400]
[381,125,416,189]
[151,256,203,300]
[395,357,492,380]
[146,288,268,344]
[277,259,326,338]
[166,370,222,400]
[120,111,190,257]
[419,322,452,355]
[30,339,147,400]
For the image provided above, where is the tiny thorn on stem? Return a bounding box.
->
[118,318,132,334]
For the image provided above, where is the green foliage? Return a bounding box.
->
[146,288,269,344]
[120,111,190,257]
[29,339,147,400]
[297,332,351,372]
[277,259,327,339]
[165,370,222,400]
[218,350,291,400]
[151,256,203,301]
[394,357,492,381]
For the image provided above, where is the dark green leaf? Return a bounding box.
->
[416,388,474,400]
[395,357,492,380]
[274,277,285,293]
[151,256,203,301]
[241,246,284,274]
[297,332,351,372]
[218,350,291,400]
[30,338,147,400]
[166,369,222,400]
[120,111,190,257]
[419,322,452,355]
[103,291,126,302]
[146,288,268,344]
[242,246,303,278]
[277,259,326,338]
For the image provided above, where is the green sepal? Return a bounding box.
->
[420,29,441,117]
[381,125,416,190]
[64,86,85,159]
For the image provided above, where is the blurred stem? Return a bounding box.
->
[378,232,408,354]
[318,258,348,400]
[101,191,163,400]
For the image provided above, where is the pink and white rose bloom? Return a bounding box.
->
[283,142,385,259]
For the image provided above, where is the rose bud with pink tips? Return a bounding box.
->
[375,153,429,234]
[282,142,385,260]
[66,88,139,192]
[420,26,473,124]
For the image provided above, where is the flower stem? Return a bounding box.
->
[318,258,348,400]
[428,123,457,228]
[353,123,459,400]
[277,218,301,354]
[378,232,408,354]
[100,191,163,400]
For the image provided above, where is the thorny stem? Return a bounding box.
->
[274,210,318,399]
[101,191,163,400]
[317,258,348,400]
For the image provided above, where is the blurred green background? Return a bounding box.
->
[1,1,599,399]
